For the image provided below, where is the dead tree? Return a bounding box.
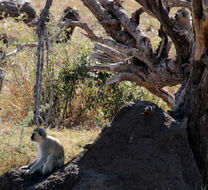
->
[33,0,53,125]
[61,0,208,185]
[2,0,208,188]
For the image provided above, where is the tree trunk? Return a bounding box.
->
[181,63,208,184]
[173,0,208,184]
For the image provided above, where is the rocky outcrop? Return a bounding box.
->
[0,101,203,190]
[0,1,36,24]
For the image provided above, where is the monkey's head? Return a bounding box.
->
[31,128,47,142]
[175,8,190,24]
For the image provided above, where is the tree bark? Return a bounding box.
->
[181,62,208,184]
[175,0,208,184]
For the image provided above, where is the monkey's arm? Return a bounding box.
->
[25,140,50,174]
[25,147,48,175]
[25,156,46,174]
[28,157,39,168]
[21,157,38,169]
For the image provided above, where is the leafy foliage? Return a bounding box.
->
[43,46,167,128]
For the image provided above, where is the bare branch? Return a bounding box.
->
[33,0,53,125]
[136,0,191,60]
[105,72,174,107]
[156,26,172,59]
[81,0,131,43]
[147,87,174,107]
[99,0,153,67]
[60,21,152,67]
[89,58,182,89]
[93,42,127,62]
[89,63,128,73]
[163,0,191,9]
[105,72,148,86]
[0,43,37,63]
[131,8,145,26]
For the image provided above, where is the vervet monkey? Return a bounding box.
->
[173,8,193,42]
[21,128,64,175]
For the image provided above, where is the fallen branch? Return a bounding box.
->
[0,43,37,63]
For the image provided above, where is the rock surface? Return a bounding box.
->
[0,1,36,24]
[0,101,203,190]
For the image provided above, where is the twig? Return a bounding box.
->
[0,43,37,63]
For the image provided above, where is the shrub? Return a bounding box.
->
[42,45,167,128]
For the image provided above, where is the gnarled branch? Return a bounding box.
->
[76,0,193,107]
[60,21,150,64]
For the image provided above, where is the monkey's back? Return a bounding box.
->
[42,136,64,161]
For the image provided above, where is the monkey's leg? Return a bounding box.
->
[42,154,58,175]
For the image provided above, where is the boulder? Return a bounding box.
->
[0,101,203,190]
[0,1,36,24]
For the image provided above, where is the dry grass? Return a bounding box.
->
[0,0,164,125]
[0,124,100,175]
[0,0,176,175]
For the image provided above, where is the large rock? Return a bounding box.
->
[0,101,203,190]
[0,1,36,24]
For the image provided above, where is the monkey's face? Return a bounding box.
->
[31,132,43,142]
[175,9,189,24]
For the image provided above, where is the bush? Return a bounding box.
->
[42,45,167,128]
